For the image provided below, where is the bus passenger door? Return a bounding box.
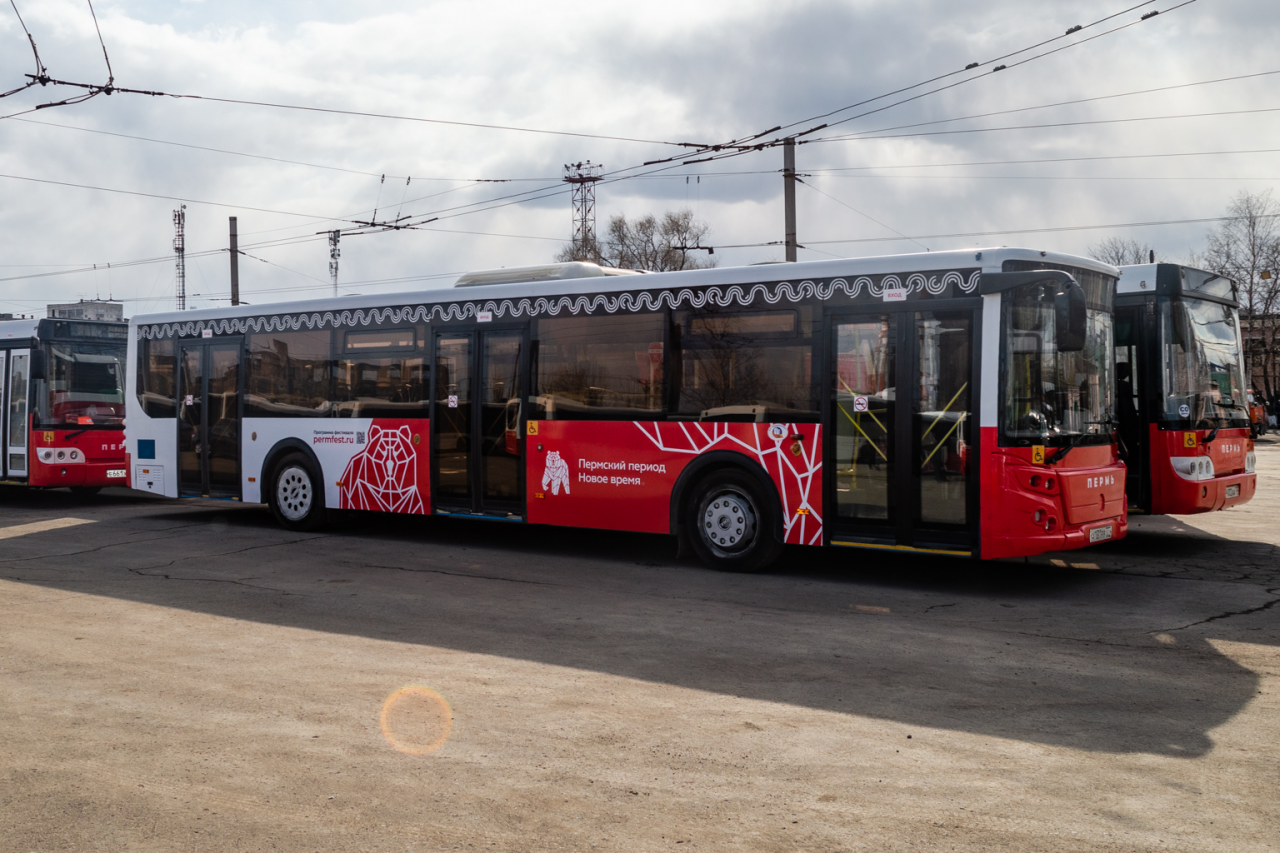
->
[828,310,975,553]
[432,327,527,517]
[178,341,242,499]
[5,349,30,479]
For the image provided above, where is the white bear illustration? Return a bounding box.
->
[541,450,571,495]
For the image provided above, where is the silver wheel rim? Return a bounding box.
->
[701,488,757,555]
[276,465,313,522]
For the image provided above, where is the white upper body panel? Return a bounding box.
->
[128,248,1118,331]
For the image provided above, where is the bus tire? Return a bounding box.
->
[269,453,327,531]
[687,468,783,573]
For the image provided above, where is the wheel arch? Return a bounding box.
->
[259,439,325,506]
[669,450,784,541]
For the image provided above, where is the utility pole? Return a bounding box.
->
[173,205,187,310]
[228,216,240,306]
[783,138,797,263]
[563,161,603,260]
[329,230,341,297]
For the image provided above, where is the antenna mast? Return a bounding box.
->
[329,230,341,297]
[562,161,603,260]
[173,205,187,310]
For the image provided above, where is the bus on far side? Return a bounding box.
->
[0,318,130,493]
[1114,264,1256,515]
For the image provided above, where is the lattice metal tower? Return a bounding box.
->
[562,161,603,259]
[173,205,187,310]
[329,230,341,297]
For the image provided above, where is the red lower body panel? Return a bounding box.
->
[979,427,1127,560]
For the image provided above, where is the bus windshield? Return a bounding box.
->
[1001,282,1114,445]
[39,341,127,427]
[1160,297,1249,428]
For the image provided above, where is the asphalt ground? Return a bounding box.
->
[0,440,1277,852]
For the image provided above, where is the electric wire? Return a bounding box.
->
[770,1,1160,137]
[807,105,1280,144]
[815,69,1280,142]
[2,0,45,99]
[798,178,929,251]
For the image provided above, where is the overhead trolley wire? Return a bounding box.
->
[806,105,1280,144]
[799,0,1201,143]
[814,69,1280,142]
[772,0,1161,137]
[626,0,1195,175]
[2,0,46,99]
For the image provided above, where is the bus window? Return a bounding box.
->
[246,330,334,417]
[43,342,126,426]
[675,308,816,422]
[335,355,428,418]
[137,338,178,418]
[533,313,665,419]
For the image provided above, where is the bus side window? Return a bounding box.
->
[334,328,428,419]
[138,338,177,418]
[245,330,334,417]
[673,307,818,423]
[533,313,666,420]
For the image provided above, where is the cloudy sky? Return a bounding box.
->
[1,0,1277,315]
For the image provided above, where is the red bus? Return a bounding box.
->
[125,249,1126,570]
[0,318,129,493]
[1114,263,1256,515]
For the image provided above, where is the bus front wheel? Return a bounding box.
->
[687,469,783,573]
[269,453,327,531]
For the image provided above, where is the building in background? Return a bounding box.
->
[47,300,125,322]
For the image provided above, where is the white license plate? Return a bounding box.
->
[1089,525,1113,543]
[106,468,126,479]
[1225,484,1240,498]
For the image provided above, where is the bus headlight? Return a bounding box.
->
[1245,452,1256,474]
[1170,457,1215,481]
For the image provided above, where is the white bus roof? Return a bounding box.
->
[130,247,1119,327]
[0,319,40,341]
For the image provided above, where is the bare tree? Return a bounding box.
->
[556,208,716,272]
[1194,190,1280,399]
[1088,237,1161,266]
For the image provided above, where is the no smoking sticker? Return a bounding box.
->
[853,396,869,412]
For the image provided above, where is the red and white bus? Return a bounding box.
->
[0,317,129,493]
[124,248,1126,570]
[1114,263,1256,515]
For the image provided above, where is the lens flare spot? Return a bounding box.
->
[379,686,452,756]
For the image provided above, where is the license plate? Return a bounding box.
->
[1225,484,1240,498]
[106,469,126,479]
[1089,525,1113,543]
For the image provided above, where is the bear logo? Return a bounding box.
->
[541,450,571,496]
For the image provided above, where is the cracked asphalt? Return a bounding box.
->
[1,442,1278,851]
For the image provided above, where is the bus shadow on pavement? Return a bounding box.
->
[2,499,1268,759]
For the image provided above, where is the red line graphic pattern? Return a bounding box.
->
[339,424,426,514]
[633,422,824,545]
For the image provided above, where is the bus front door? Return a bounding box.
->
[432,328,526,517]
[829,309,975,554]
[178,341,242,499]
[4,349,29,479]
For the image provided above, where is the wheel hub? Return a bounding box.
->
[277,466,313,521]
[702,491,756,552]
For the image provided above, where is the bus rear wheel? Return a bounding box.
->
[687,469,783,573]
[269,453,327,531]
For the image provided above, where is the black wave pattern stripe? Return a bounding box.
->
[138,271,981,340]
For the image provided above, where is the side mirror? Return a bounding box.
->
[29,349,47,381]
[1055,282,1086,352]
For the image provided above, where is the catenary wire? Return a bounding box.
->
[813,69,1280,142]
